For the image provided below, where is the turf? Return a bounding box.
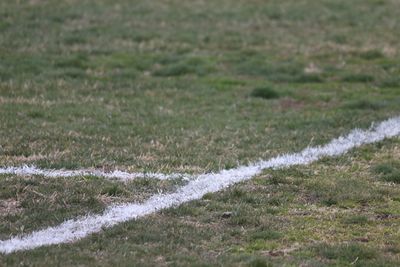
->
[0,0,400,265]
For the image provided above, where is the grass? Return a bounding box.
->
[341,74,375,83]
[342,215,370,225]
[313,243,377,262]
[0,0,400,265]
[251,87,280,99]
[1,0,400,172]
[344,99,385,110]
[0,174,186,239]
[2,138,400,266]
[373,161,400,184]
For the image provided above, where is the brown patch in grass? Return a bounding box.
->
[0,96,54,106]
[264,242,303,257]
[0,199,23,216]
[97,194,125,206]
[304,63,322,74]
[0,95,103,106]
[279,97,305,110]
[310,42,397,57]
[2,150,68,164]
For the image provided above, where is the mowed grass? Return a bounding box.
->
[0,0,400,265]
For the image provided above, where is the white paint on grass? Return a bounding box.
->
[1,116,400,254]
[0,165,190,181]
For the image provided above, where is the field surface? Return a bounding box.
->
[1,0,400,266]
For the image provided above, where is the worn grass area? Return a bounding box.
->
[1,0,400,265]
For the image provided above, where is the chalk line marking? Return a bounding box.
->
[0,165,191,181]
[1,116,400,254]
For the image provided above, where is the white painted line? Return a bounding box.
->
[0,165,190,181]
[1,116,400,254]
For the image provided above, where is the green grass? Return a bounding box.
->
[313,243,377,262]
[342,215,370,225]
[373,161,400,184]
[251,86,280,99]
[341,74,375,83]
[1,0,400,265]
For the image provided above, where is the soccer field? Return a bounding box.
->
[1,0,400,266]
